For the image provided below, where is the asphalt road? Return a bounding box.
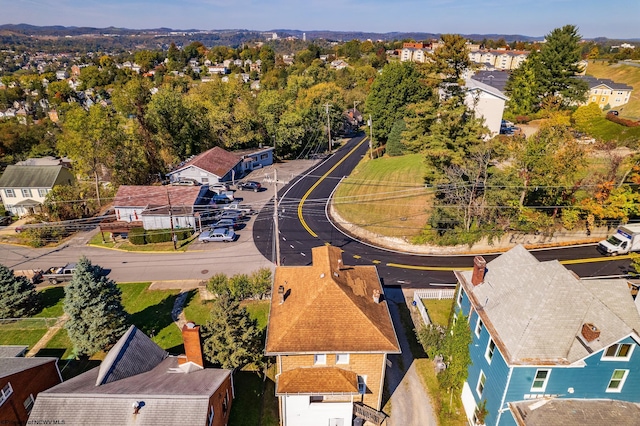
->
[253,134,634,287]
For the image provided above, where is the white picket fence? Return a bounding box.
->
[413,288,456,326]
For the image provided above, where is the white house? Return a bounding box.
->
[464,78,508,137]
[0,165,75,217]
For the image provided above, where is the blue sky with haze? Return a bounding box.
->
[2,0,638,39]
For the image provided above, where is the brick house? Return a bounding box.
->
[0,345,62,425]
[28,323,233,426]
[265,245,401,426]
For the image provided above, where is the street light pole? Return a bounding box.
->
[167,188,177,250]
[368,114,374,159]
[273,169,281,266]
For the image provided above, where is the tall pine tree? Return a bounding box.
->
[200,294,263,369]
[0,264,39,318]
[64,257,129,356]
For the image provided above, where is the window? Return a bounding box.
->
[314,354,326,365]
[531,369,550,392]
[457,287,464,306]
[603,343,634,361]
[38,189,48,197]
[475,317,483,337]
[23,394,34,414]
[208,406,214,426]
[358,375,367,394]
[260,153,269,160]
[223,389,229,413]
[201,178,209,184]
[21,189,32,197]
[476,371,486,397]
[607,369,628,392]
[336,353,349,364]
[5,189,15,198]
[485,339,496,363]
[310,395,324,403]
[0,382,13,407]
[601,97,606,102]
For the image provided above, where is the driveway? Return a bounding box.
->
[384,287,437,426]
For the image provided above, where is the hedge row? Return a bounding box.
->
[129,227,194,245]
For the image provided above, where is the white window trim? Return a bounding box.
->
[38,188,48,197]
[314,354,327,365]
[336,353,349,364]
[0,382,13,407]
[475,317,483,338]
[601,343,634,361]
[457,287,464,307]
[476,371,486,397]
[606,369,629,393]
[21,189,32,197]
[531,369,551,392]
[5,189,15,198]
[485,339,496,364]
[24,393,35,414]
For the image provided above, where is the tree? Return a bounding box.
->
[504,55,540,117]
[249,268,272,299]
[0,264,39,318]
[200,294,263,369]
[58,104,122,206]
[64,257,129,356]
[429,34,473,84]
[386,119,406,156]
[536,25,588,107]
[438,313,472,396]
[365,61,431,143]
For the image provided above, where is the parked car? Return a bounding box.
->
[0,216,12,226]
[211,218,240,230]
[198,227,236,243]
[223,203,253,215]
[209,182,230,191]
[172,178,200,186]
[219,210,244,221]
[238,181,262,192]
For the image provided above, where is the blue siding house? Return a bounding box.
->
[453,245,640,426]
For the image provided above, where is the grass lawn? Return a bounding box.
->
[43,328,74,359]
[585,60,640,119]
[242,299,270,330]
[182,291,213,325]
[89,232,196,252]
[333,153,432,239]
[34,286,65,318]
[118,282,182,351]
[423,299,453,327]
[0,324,47,348]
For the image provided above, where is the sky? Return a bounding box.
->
[1,0,639,40]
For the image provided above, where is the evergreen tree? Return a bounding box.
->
[201,294,263,369]
[63,257,129,356]
[0,264,39,318]
[365,61,431,143]
[536,25,588,107]
[504,54,541,117]
[386,119,406,156]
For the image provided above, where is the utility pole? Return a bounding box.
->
[273,168,281,266]
[368,114,374,159]
[324,103,332,153]
[167,188,176,250]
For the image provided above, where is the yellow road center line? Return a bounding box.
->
[387,255,630,271]
[297,137,369,237]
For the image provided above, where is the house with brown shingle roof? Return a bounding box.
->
[166,145,274,186]
[265,245,400,426]
[112,185,211,230]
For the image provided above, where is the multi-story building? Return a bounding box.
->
[265,245,401,426]
[454,245,640,426]
[576,76,633,109]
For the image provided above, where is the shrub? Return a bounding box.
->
[146,229,172,244]
[128,227,146,245]
[606,114,639,127]
[21,225,68,248]
[175,229,193,240]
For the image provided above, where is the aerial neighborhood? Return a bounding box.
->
[1,19,640,426]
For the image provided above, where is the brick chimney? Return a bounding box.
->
[471,256,486,286]
[581,323,600,342]
[179,322,204,368]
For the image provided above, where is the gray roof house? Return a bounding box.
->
[0,165,75,217]
[28,324,234,426]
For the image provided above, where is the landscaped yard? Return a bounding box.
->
[422,298,453,327]
[333,153,431,239]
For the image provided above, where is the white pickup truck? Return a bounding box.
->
[222,203,253,215]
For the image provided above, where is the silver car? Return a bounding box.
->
[198,227,236,243]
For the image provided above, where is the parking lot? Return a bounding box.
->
[188,159,319,252]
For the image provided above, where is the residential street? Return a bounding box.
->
[385,287,438,426]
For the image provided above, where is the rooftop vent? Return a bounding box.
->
[278,285,285,304]
[372,289,381,304]
[581,323,600,342]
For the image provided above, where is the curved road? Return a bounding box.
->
[254,134,633,287]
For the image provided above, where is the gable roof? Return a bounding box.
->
[265,245,400,354]
[0,356,58,379]
[168,146,240,178]
[0,165,74,189]
[276,367,359,395]
[113,186,204,208]
[456,245,640,365]
[471,70,510,93]
[576,75,633,91]
[96,325,168,386]
[465,78,509,100]
[509,398,640,426]
[0,345,27,358]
